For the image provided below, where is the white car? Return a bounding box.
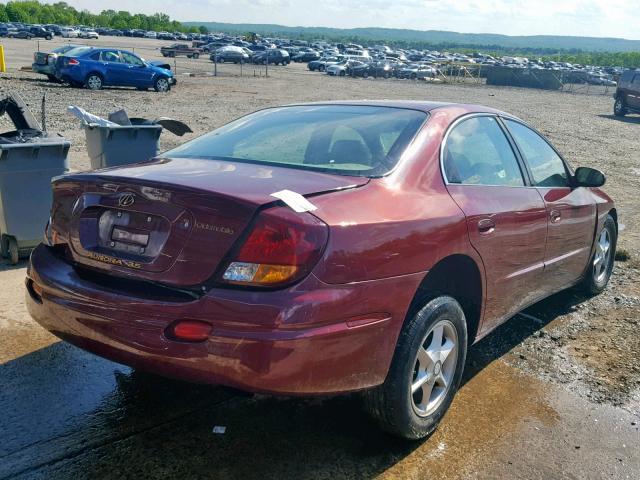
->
[326,60,363,76]
[60,27,79,38]
[78,29,98,39]
[144,31,157,39]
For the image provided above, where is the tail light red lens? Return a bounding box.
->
[221,206,328,287]
[167,320,212,342]
[68,58,80,65]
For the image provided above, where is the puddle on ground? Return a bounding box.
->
[379,360,557,478]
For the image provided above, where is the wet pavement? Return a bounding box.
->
[1,261,639,479]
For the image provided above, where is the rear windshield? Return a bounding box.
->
[64,46,92,57]
[164,105,427,177]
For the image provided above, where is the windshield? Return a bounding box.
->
[164,105,427,177]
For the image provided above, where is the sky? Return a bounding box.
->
[61,0,639,40]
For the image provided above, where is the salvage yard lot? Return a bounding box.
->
[0,36,639,479]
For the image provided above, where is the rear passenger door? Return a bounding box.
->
[503,119,596,292]
[99,49,127,86]
[443,115,549,333]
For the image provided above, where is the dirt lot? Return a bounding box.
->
[0,36,639,479]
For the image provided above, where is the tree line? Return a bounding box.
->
[0,1,207,33]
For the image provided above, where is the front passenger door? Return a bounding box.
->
[120,51,154,87]
[504,119,596,292]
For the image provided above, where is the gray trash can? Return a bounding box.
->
[0,140,70,264]
[84,120,162,169]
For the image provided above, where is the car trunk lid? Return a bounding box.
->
[50,157,367,287]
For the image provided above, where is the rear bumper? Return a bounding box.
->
[27,244,422,395]
[32,63,54,75]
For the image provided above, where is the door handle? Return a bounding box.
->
[477,218,496,234]
[550,210,561,223]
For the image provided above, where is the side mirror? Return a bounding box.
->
[574,166,605,188]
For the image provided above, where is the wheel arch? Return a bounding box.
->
[608,207,618,231]
[407,254,484,344]
[85,71,103,81]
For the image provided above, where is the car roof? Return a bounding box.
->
[283,100,509,116]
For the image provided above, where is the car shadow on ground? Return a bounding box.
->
[0,257,28,272]
[0,287,588,478]
[598,114,640,124]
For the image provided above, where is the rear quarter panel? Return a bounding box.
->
[311,105,488,285]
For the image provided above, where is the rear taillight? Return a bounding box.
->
[68,58,79,65]
[221,206,328,287]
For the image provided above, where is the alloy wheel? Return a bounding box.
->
[156,78,169,92]
[87,75,102,90]
[593,228,612,283]
[410,319,458,417]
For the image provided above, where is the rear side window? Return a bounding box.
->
[165,106,427,177]
[443,116,524,186]
[504,120,569,187]
[101,50,121,63]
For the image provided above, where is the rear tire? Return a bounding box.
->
[85,73,103,90]
[364,296,467,439]
[0,234,8,258]
[580,214,616,295]
[5,236,19,265]
[192,52,199,59]
[614,97,627,117]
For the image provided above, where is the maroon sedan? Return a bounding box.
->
[27,102,616,439]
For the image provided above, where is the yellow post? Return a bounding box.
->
[0,45,5,73]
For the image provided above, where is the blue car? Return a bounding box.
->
[55,47,176,92]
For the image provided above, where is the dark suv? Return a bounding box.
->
[614,69,640,117]
[252,49,290,65]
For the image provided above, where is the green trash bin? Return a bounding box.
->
[0,140,70,264]
[84,120,162,169]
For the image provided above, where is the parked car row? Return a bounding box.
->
[187,35,622,86]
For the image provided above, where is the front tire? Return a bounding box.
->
[581,214,616,295]
[614,97,627,117]
[364,296,467,439]
[154,76,170,92]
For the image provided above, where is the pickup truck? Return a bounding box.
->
[160,43,202,59]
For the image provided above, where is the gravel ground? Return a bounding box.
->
[0,36,639,479]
